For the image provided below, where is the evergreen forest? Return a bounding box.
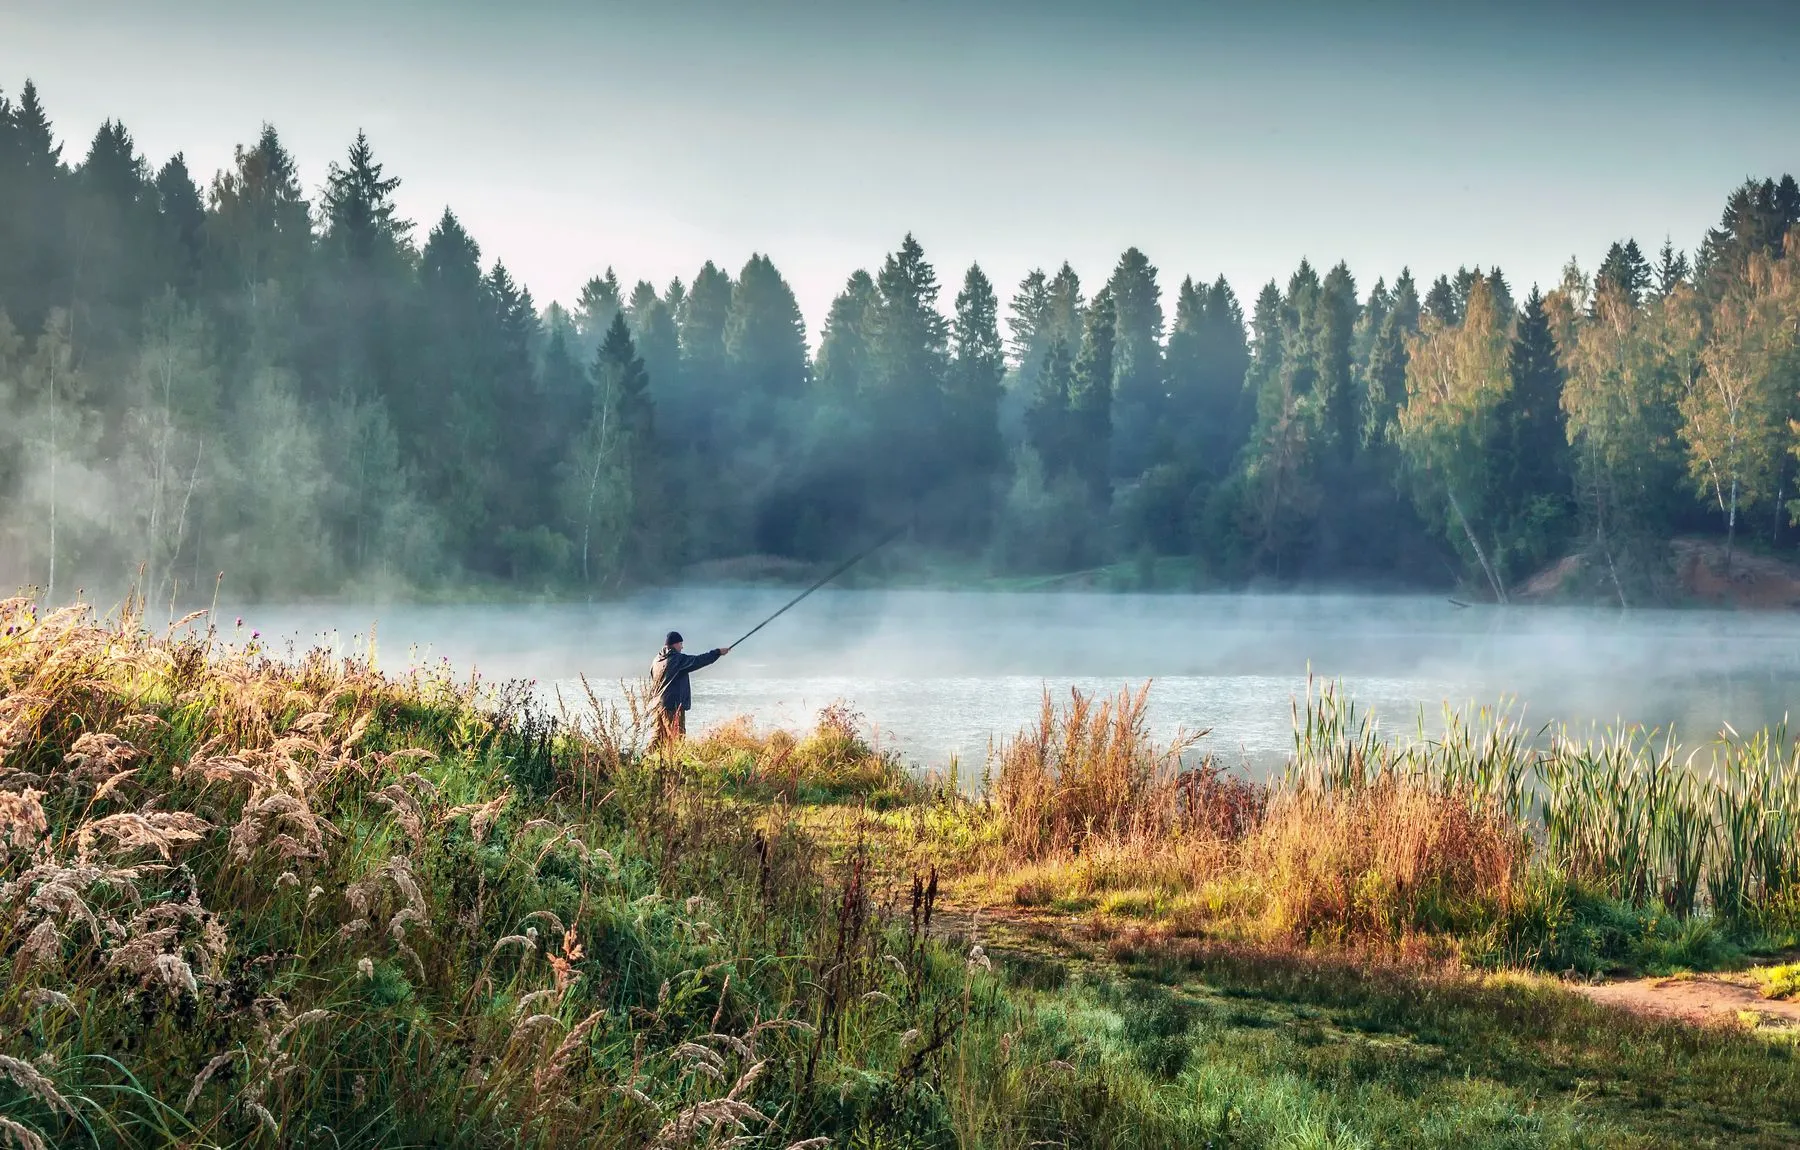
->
[3,78,1798,602]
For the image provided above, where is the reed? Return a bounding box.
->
[963,675,1799,953]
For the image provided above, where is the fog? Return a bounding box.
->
[237,589,1800,773]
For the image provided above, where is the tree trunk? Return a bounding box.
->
[1726,475,1738,577]
[47,345,58,602]
[1446,487,1507,604]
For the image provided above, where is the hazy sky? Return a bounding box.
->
[6,0,1798,337]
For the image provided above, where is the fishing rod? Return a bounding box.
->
[728,521,909,650]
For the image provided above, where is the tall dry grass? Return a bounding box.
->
[0,596,1011,1149]
[961,675,1798,952]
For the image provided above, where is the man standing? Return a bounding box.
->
[649,631,729,749]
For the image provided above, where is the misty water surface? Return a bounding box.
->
[237,591,1800,773]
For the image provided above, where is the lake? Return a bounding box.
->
[237,590,1800,773]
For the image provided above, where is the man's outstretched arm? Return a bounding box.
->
[687,646,728,672]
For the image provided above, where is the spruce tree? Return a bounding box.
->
[948,262,1005,478]
[1595,240,1651,307]
[154,153,206,289]
[1361,309,1408,447]
[1105,247,1165,477]
[205,124,312,301]
[1491,285,1573,577]
[1243,281,1285,432]
[816,270,879,394]
[1006,268,1053,381]
[1025,338,1075,476]
[869,234,949,400]
[71,118,157,357]
[1167,275,1251,481]
[1069,288,1115,504]
[626,279,680,413]
[322,131,409,262]
[725,253,808,403]
[1484,267,1514,321]
[1423,275,1460,325]
[573,270,622,363]
[0,80,67,334]
[1045,263,1084,349]
[597,309,653,441]
[1315,261,1358,461]
[677,260,732,423]
[1653,238,1691,298]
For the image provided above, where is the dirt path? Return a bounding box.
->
[1572,971,1800,1028]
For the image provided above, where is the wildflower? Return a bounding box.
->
[357,957,374,980]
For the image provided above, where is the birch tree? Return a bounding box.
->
[1397,277,1511,600]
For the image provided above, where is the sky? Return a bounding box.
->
[6,0,1798,339]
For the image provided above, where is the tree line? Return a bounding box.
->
[2,78,1797,601]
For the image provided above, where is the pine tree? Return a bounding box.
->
[1696,175,1800,295]
[573,270,622,364]
[1025,338,1076,476]
[1006,268,1053,381]
[1362,269,1421,448]
[1490,286,1574,578]
[869,234,949,400]
[725,253,807,403]
[947,262,1005,479]
[1069,288,1115,504]
[816,270,879,394]
[626,279,680,410]
[1045,263,1084,349]
[1314,261,1359,461]
[205,124,312,304]
[0,80,68,334]
[1654,239,1691,299]
[1484,267,1515,321]
[1596,240,1652,307]
[322,131,410,262]
[1423,275,1460,326]
[677,261,732,427]
[598,310,653,441]
[154,153,206,289]
[1167,275,1251,481]
[1105,247,1165,477]
[71,118,157,358]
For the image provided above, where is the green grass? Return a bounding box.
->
[8,599,1800,1149]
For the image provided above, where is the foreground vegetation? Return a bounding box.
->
[4,599,1800,1148]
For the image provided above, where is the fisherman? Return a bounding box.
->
[649,631,730,749]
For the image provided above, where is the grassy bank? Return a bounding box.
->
[845,681,1800,978]
[4,599,1799,1148]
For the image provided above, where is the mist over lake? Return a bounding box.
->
[239,590,1800,772]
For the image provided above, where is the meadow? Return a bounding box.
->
[4,597,1799,1149]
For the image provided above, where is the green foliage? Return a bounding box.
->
[1,76,1798,598]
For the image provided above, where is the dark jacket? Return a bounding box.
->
[650,645,722,713]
